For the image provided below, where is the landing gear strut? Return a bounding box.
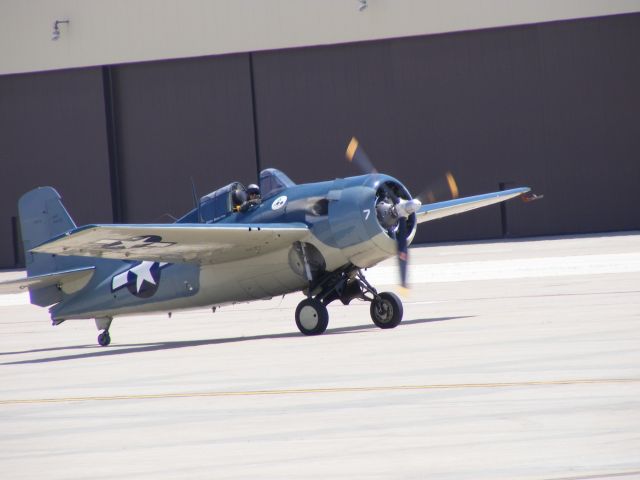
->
[294,266,403,335]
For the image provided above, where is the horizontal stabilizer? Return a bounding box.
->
[416,187,530,224]
[31,223,310,265]
[0,266,95,295]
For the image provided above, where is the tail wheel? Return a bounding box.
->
[295,298,329,336]
[97,331,111,347]
[370,292,403,329]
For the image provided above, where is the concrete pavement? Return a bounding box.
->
[1,232,639,479]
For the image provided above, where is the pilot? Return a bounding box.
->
[239,184,261,212]
[246,184,261,203]
[232,187,247,212]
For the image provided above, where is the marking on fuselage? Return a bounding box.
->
[271,195,288,210]
[363,209,371,220]
[111,261,169,298]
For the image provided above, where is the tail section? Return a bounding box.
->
[18,187,93,306]
[19,187,76,276]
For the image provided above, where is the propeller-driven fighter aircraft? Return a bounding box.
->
[1,139,533,346]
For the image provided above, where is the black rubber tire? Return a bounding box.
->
[370,292,403,329]
[97,331,111,347]
[295,298,329,336]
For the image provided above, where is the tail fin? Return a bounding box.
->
[19,187,77,277]
[17,188,102,307]
[19,187,96,306]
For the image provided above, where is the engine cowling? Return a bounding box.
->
[326,175,417,268]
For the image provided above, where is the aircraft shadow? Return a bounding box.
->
[2,316,470,365]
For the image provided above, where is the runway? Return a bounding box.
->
[1,232,639,479]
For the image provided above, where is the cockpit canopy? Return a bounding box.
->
[259,168,296,200]
[176,169,295,223]
[177,181,245,223]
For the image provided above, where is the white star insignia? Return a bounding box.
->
[111,262,168,293]
[130,262,157,292]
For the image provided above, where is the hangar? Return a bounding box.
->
[1,0,639,269]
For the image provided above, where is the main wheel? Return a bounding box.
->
[295,298,329,336]
[97,331,111,347]
[370,292,403,329]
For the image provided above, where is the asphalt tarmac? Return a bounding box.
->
[1,232,639,479]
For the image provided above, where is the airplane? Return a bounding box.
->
[0,138,535,346]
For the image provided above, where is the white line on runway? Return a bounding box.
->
[367,252,640,285]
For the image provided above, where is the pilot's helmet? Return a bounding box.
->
[246,184,260,197]
[232,188,247,206]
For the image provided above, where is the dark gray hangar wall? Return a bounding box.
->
[110,55,258,223]
[1,13,639,268]
[0,68,114,268]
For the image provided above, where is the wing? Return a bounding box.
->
[31,223,310,264]
[0,266,95,294]
[416,187,530,224]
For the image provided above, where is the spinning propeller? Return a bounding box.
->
[345,137,459,289]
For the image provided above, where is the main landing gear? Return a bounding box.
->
[295,298,329,336]
[294,267,403,336]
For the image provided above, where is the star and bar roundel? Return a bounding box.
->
[111,261,169,298]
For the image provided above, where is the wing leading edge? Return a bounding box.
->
[31,223,310,265]
[416,187,530,224]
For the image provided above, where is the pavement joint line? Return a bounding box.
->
[542,470,640,480]
[1,378,637,406]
